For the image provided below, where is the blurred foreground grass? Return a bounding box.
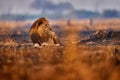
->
[0,45,120,80]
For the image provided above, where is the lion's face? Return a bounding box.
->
[39,22,52,32]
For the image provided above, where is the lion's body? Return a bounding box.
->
[29,18,61,46]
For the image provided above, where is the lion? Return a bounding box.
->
[29,17,61,46]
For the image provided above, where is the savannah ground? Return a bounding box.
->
[0,19,120,80]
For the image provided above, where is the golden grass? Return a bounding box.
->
[0,19,120,80]
[0,45,120,80]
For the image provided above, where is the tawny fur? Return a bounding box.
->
[29,17,61,46]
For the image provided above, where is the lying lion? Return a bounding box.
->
[29,17,61,46]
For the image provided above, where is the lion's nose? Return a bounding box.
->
[50,27,52,30]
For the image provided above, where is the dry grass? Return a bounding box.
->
[0,19,120,80]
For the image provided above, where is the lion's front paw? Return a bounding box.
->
[54,44,60,47]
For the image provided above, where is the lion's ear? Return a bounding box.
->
[37,21,42,26]
[36,21,42,29]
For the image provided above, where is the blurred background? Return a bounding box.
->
[0,0,120,20]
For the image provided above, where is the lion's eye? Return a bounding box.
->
[45,24,48,26]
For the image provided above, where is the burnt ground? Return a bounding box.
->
[1,29,120,47]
